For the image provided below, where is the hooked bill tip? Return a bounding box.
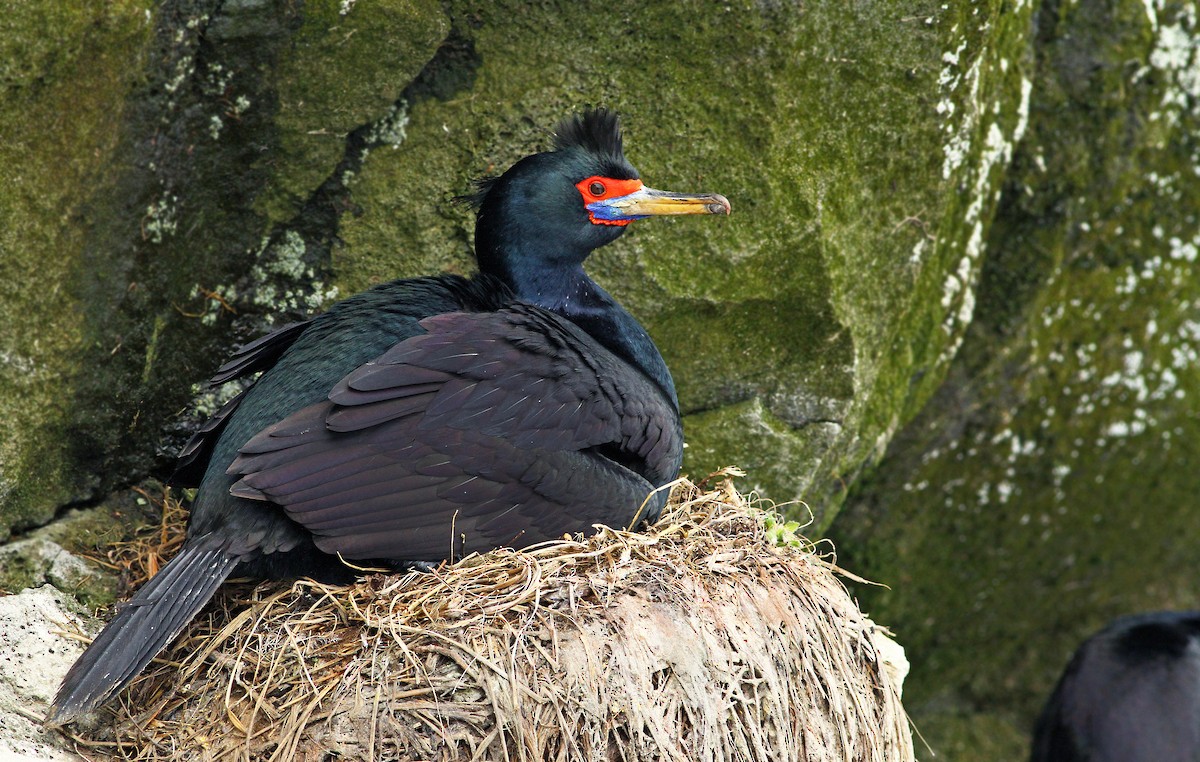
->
[708,194,732,215]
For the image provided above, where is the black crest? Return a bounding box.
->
[553,108,625,163]
[459,108,632,211]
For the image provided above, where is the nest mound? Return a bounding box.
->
[79,475,912,761]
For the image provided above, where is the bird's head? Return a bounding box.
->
[468,109,730,288]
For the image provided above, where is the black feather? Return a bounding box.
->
[209,321,311,385]
[456,175,499,211]
[46,537,240,726]
[553,107,625,163]
[1031,611,1200,761]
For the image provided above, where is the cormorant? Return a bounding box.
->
[1031,611,1200,761]
[46,108,729,725]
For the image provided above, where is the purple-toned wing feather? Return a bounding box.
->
[209,321,311,384]
[226,304,681,561]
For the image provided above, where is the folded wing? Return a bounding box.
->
[226,304,681,561]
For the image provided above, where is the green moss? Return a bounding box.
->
[682,399,843,527]
[255,0,447,224]
[0,0,155,534]
[912,711,1030,761]
[831,1,1200,756]
[0,538,116,608]
[0,548,42,593]
[0,486,163,607]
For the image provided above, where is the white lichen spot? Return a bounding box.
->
[1156,367,1178,399]
[164,57,194,95]
[938,36,979,181]
[938,85,1028,359]
[996,481,1014,503]
[1147,13,1200,124]
[0,351,37,375]
[941,272,961,310]
[1151,23,1196,73]
[367,102,410,149]
[144,194,180,244]
[1169,235,1198,262]
[1010,435,1037,458]
[265,230,310,279]
[245,231,341,313]
[957,277,977,326]
[306,284,339,310]
[909,237,928,266]
[1116,268,1140,295]
[1143,0,1159,29]
[1014,76,1034,143]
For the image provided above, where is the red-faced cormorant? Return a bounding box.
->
[47,108,730,724]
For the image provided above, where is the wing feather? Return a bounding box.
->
[227,304,682,561]
[210,321,311,384]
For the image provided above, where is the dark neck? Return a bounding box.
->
[477,237,678,410]
[563,280,680,412]
[498,258,593,312]
[476,219,591,306]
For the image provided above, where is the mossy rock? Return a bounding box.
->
[830,0,1200,758]
[0,0,155,535]
[0,0,1020,538]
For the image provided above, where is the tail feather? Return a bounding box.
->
[46,536,240,725]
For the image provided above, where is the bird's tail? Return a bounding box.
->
[46,536,240,725]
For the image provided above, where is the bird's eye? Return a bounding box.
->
[588,181,606,197]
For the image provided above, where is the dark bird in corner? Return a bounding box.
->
[1030,611,1200,761]
[47,108,730,725]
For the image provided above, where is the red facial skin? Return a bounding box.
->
[575,175,644,226]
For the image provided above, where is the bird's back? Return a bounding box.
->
[186,274,505,569]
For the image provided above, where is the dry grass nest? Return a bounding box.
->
[71,471,912,762]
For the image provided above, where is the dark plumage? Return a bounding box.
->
[47,108,730,724]
[1031,611,1200,761]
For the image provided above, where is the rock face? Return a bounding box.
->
[0,0,1014,534]
[0,2,156,537]
[830,0,1200,757]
